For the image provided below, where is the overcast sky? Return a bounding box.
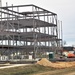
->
[2,0,75,46]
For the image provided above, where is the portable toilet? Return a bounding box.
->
[49,52,54,60]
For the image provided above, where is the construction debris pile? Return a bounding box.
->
[37,58,75,68]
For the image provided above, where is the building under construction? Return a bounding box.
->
[0,4,62,60]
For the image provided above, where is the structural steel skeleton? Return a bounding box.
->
[0,4,62,59]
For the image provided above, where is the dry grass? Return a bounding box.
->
[0,64,56,75]
[0,64,75,75]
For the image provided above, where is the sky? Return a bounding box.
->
[1,0,75,46]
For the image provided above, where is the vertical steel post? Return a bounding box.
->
[32,6,36,59]
[44,12,46,46]
[6,2,10,51]
[61,21,63,47]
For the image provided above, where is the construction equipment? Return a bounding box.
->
[67,53,75,58]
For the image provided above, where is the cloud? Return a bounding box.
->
[2,0,75,46]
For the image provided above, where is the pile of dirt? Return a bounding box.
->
[37,58,75,69]
[37,58,52,66]
[52,62,72,68]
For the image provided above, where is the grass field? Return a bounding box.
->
[0,64,56,75]
[0,64,75,75]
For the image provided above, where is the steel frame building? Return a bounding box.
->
[0,4,62,59]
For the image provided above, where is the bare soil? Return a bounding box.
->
[37,58,75,68]
[33,67,75,75]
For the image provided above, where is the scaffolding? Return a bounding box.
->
[0,4,62,59]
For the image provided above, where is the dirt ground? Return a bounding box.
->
[0,64,30,69]
[33,69,75,75]
[37,58,75,68]
[36,58,75,75]
[0,59,75,75]
[65,72,75,75]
